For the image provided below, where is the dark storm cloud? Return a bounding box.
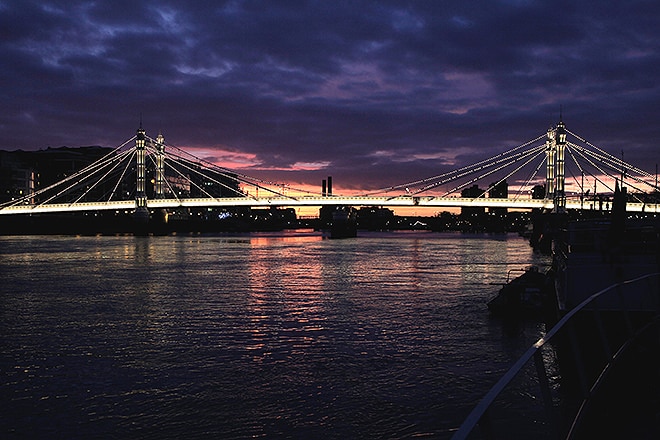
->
[1,0,659,190]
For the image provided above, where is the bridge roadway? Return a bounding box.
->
[0,196,657,214]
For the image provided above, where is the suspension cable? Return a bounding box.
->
[34,146,136,206]
[363,133,547,196]
[71,149,136,204]
[412,142,546,196]
[474,149,547,200]
[570,143,654,196]
[153,137,317,197]
[161,150,254,199]
[108,150,137,202]
[164,157,219,200]
[1,136,137,207]
[567,129,654,178]
[440,145,546,197]
[568,146,616,193]
[145,151,181,202]
[513,154,546,201]
[165,147,307,200]
[163,148,284,199]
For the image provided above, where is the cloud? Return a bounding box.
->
[1,0,659,193]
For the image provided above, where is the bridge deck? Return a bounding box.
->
[1,196,656,214]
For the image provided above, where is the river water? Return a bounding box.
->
[1,231,551,439]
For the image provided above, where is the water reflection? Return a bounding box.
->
[0,232,551,439]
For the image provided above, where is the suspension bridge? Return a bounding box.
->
[1,118,659,217]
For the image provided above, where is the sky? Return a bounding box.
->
[1,0,659,195]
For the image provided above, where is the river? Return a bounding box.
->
[0,231,551,439]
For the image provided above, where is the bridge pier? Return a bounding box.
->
[132,208,150,236]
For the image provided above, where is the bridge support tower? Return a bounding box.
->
[154,131,165,198]
[544,118,567,213]
[133,123,150,224]
[554,118,567,213]
[545,127,555,200]
[153,131,169,227]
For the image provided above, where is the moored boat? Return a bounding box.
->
[553,183,660,313]
[330,208,357,238]
[487,266,553,318]
[547,182,660,437]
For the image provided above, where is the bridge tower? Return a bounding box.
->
[154,131,165,198]
[544,127,556,200]
[554,118,567,213]
[543,118,567,213]
[134,122,149,222]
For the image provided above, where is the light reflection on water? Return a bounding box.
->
[0,231,550,439]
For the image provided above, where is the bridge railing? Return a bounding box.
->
[452,272,660,440]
